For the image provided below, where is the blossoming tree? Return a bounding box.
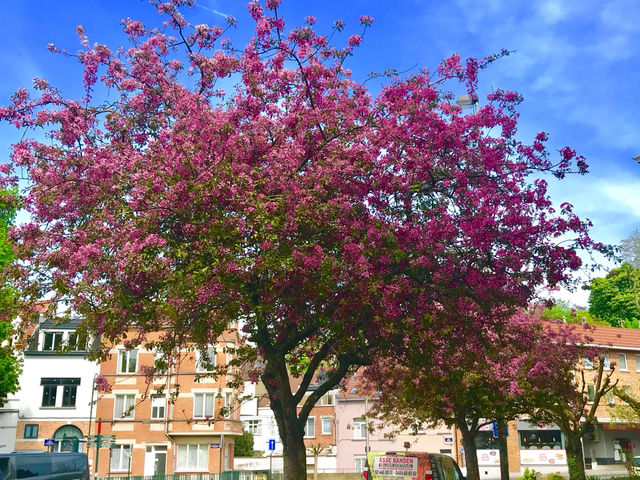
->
[0,1,604,479]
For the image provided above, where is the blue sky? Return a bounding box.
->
[1,0,638,307]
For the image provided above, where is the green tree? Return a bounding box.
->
[587,263,640,328]
[235,431,255,457]
[541,299,607,326]
[0,188,19,404]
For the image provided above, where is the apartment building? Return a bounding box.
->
[1,316,99,454]
[237,376,338,473]
[94,330,243,477]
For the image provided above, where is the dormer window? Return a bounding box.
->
[43,332,63,351]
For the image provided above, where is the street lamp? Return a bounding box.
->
[456,94,478,114]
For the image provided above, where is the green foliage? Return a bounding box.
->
[587,263,640,328]
[519,467,537,480]
[567,456,582,480]
[0,188,19,404]
[234,430,255,457]
[541,473,565,480]
[542,300,607,326]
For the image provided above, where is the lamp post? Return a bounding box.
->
[456,94,478,114]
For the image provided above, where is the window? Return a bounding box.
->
[353,418,367,440]
[601,353,610,370]
[623,385,632,396]
[606,394,615,405]
[304,417,315,438]
[321,417,332,435]
[518,430,563,449]
[225,392,232,418]
[42,385,57,407]
[24,424,39,439]
[118,350,138,374]
[151,396,165,420]
[42,332,63,351]
[110,445,132,472]
[584,357,593,369]
[114,394,136,419]
[67,333,87,351]
[193,393,215,419]
[320,393,334,406]
[244,419,262,436]
[619,353,628,371]
[154,351,167,374]
[196,347,217,373]
[412,423,426,435]
[587,384,596,403]
[354,456,367,473]
[40,378,80,408]
[176,444,208,471]
[61,385,77,407]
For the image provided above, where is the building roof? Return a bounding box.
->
[581,323,640,350]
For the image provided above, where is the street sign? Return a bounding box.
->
[87,434,116,448]
[444,437,453,443]
[492,422,499,438]
[44,439,55,447]
[210,443,221,448]
[505,427,509,437]
[268,439,276,451]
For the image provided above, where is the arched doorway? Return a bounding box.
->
[53,425,83,452]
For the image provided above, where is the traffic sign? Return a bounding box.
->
[492,422,499,438]
[444,437,453,443]
[268,439,276,451]
[210,443,221,448]
[44,439,55,447]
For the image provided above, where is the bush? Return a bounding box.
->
[520,468,537,480]
[541,473,565,480]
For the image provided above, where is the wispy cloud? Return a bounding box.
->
[194,3,230,19]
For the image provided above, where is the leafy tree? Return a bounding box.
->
[365,315,589,480]
[0,188,19,404]
[541,299,607,326]
[234,430,255,457]
[587,263,640,328]
[527,347,616,480]
[0,2,602,479]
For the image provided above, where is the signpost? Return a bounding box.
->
[268,439,276,480]
[44,438,55,451]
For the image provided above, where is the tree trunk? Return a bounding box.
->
[262,356,309,480]
[459,425,480,480]
[564,431,586,480]
[497,419,509,480]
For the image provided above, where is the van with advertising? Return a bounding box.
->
[365,451,465,480]
[0,452,89,480]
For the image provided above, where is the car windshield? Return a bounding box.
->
[634,458,640,467]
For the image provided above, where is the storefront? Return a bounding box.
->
[516,421,567,467]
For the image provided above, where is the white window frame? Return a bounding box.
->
[321,417,332,435]
[354,456,367,472]
[244,419,262,436]
[606,393,615,405]
[320,393,334,406]
[110,444,132,472]
[224,392,232,418]
[619,353,628,371]
[154,351,167,374]
[196,347,217,373]
[304,417,315,438]
[587,384,596,403]
[584,357,593,369]
[353,418,367,440]
[114,394,136,419]
[42,331,64,351]
[117,349,138,374]
[176,444,208,472]
[636,355,640,372]
[151,396,165,420]
[601,353,610,370]
[193,392,216,419]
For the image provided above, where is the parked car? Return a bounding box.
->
[365,451,465,480]
[0,452,89,480]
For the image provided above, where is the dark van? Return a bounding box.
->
[0,452,89,480]
[366,451,465,480]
